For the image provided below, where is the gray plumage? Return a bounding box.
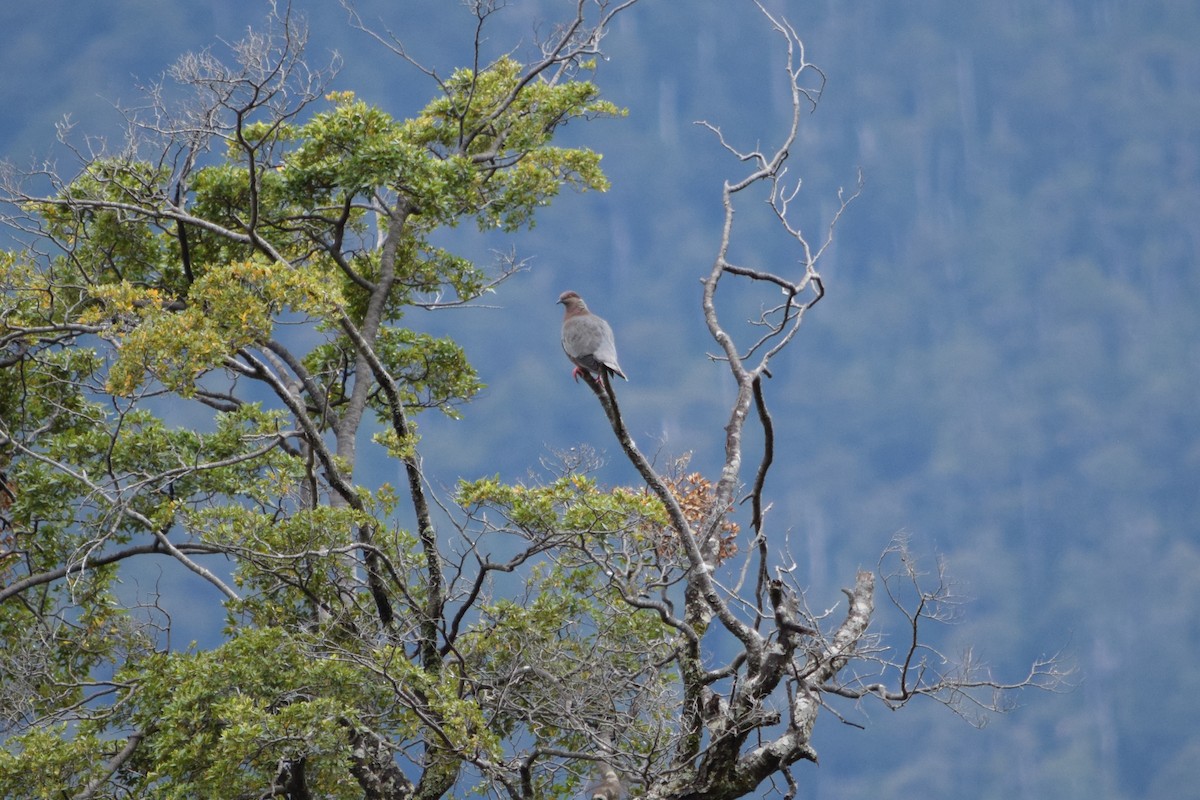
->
[558,290,627,382]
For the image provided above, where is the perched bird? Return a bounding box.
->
[589,765,622,800]
[558,290,627,383]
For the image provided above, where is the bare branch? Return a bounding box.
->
[71,730,146,800]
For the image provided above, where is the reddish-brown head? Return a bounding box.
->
[557,290,589,318]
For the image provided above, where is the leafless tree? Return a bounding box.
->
[559,5,1067,798]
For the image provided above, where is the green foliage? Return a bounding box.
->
[458,473,668,536]
[453,473,680,787]
[87,257,343,396]
[0,15,641,798]
[0,725,110,799]
[285,93,408,201]
[129,628,378,799]
[402,57,620,231]
[36,158,176,288]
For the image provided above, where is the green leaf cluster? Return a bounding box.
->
[86,257,343,395]
[452,474,679,779]
[402,57,620,231]
[458,473,668,539]
[128,628,389,799]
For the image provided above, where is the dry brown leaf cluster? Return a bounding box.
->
[656,471,740,565]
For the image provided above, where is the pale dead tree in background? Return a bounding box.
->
[563,4,1068,799]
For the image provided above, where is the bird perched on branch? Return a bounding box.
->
[558,290,627,384]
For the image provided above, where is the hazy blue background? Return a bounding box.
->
[2,2,1197,798]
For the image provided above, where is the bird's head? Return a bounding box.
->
[557,290,586,311]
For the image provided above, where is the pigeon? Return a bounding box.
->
[558,290,627,383]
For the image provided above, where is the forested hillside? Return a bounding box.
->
[1,2,1196,798]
